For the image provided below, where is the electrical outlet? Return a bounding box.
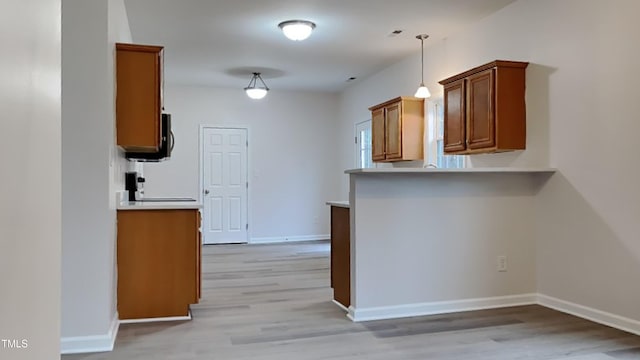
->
[497,256,507,272]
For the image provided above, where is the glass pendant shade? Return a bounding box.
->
[244,72,269,100]
[245,88,268,100]
[278,20,316,41]
[415,84,431,98]
[415,34,431,99]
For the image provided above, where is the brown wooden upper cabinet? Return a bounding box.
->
[369,96,424,162]
[116,43,164,152]
[439,60,528,155]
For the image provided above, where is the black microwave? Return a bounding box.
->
[125,114,174,162]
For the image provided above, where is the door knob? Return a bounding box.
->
[204,189,210,195]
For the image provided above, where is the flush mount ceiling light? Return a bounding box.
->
[415,34,431,99]
[244,72,269,100]
[278,20,316,41]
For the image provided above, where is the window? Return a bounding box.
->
[355,120,373,168]
[431,100,465,168]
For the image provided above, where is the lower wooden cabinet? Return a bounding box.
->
[117,209,201,320]
[330,206,350,308]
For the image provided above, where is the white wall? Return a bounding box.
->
[107,0,132,342]
[0,0,61,358]
[143,85,341,241]
[350,173,542,315]
[506,0,639,322]
[61,0,131,352]
[339,0,640,324]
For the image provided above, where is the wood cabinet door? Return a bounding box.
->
[467,69,495,150]
[117,209,198,319]
[195,210,201,302]
[116,43,162,152]
[331,206,350,308]
[443,80,466,153]
[385,102,402,159]
[371,108,386,161]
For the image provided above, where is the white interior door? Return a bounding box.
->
[202,127,248,244]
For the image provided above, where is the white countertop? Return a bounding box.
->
[345,167,557,174]
[326,201,350,208]
[117,200,203,210]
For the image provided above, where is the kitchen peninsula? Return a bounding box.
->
[332,167,555,322]
[116,199,203,322]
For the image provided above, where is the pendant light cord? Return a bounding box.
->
[417,34,428,85]
[246,72,269,90]
[420,37,424,84]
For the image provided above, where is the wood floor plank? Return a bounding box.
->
[605,346,640,359]
[63,241,640,360]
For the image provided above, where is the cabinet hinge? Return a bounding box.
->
[246,140,248,147]
[246,223,248,230]
[246,182,248,189]
[355,136,358,144]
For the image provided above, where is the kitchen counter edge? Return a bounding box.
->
[117,201,203,210]
[326,201,350,208]
[345,167,557,174]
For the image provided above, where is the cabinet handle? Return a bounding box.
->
[204,190,210,195]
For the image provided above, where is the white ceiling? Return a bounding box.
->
[124,0,515,93]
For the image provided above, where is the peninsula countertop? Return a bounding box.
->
[326,201,350,208]
[345,167,557,174]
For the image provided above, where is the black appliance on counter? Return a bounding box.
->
[124,171,145,201]
[125,113,174,162]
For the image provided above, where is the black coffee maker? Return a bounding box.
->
[124,172,145,201]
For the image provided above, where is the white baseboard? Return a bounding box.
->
[348,293,537,322]
[332,299,350,313]
[346,293,640,336]
[61,312,119,354]
[119,311,191,324]
[250,234,329,244]
[537,294,640,336]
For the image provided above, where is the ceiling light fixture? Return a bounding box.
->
[278,20,316,41]
[414,34,431,99]
[244,72,269,100]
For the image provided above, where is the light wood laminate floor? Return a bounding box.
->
[64,241,640,360]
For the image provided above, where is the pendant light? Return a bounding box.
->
[414,34,431,99]
[244,72,269,100]
[278,20,316,41]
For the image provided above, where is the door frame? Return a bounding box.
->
[198,124,251,243]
